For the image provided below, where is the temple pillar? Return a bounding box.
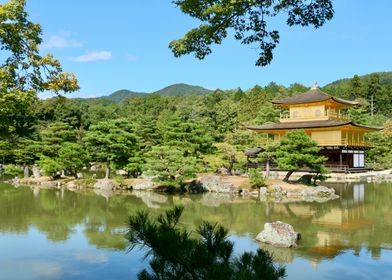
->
[339,152,343,167]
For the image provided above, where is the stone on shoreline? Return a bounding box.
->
[185,180,205,193]
[90,165,99,172]
[301,186,338,198]
[256,221,300,248]
[66,181,78,190]
[199,175,238,194]
[131,180,154,190]
[32,166,41,178]
[93,180,115,191]
[116,169,128,176]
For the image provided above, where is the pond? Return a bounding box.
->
[0,181,391,280]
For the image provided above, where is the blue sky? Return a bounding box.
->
[22,0,392,98]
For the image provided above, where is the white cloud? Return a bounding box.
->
[41,32,82,49]
[126,54,138,62]
[71,51,112,62]
[73,252,108,264]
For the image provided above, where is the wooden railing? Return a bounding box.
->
[315,138,373,147]
[280,110,350,122]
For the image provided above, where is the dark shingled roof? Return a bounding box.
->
[247,120,383,131]
[244,147,263,156]
[272,88,358,106]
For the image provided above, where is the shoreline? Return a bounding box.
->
[5,172,348,203]
[262,169,392,183]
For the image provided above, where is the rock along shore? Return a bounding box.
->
[10,173,340,203]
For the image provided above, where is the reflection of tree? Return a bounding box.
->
[84,227,127,250]
[0,182,391,263]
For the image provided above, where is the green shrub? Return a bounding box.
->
[249,169,266,188]
[37,157,62,176]
[4,164,22,177]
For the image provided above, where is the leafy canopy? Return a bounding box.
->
[0,0,79,136]
[0,0,79,93]
[170,0,334,66]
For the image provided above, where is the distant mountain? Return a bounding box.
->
[98,89,147,103]
[76,84,214,103]
[324,72,392,89]
[153,83,213,97]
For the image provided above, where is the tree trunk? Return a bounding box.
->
[228,153,235,175]
[105,160,110,179]
[283,170,294,182]
[265,159,270,178]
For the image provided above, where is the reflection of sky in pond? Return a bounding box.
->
[0,181,392,279]
[0,226,144,280]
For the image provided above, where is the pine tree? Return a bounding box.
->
[349,74,363,99]
[58,142,90,177]
[126,206,286,280]
[143,146,199,189]
[39,122,76,158]
[275,131,327,182]
[84,119,138,178]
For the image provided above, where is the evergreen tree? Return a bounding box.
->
[349,74,363,99]
[366,73,381,115]
[0,140,12,165]
[143,146,199,189]
[233,88,245,102]
[39,122,76,158]
[258,142,279,178]
[214,143,247,174]
[133,115,159,151]
[275,131,327,182]
[58,142,90,177]
[254,103,280,125]
[37,156,62,177]
[84,119,138,178]
[126,154,144,178]
[14,138,41,166]
[367,120,392,169]
[157,112,214,157]
[126,206,286,280]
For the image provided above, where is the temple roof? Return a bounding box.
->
[247,120,383,131]
[272,88,358,106]
[244,147,263,156]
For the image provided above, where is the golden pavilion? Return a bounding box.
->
[247,83,383,172]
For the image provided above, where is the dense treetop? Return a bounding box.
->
[2,72,392,180]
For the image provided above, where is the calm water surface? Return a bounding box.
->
[0,181,391,280]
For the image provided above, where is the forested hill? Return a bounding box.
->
[98,89,147,102]
[152,83,212,97]
[77,83,213,103]
[3,70,392,175]
[324,71,392,90]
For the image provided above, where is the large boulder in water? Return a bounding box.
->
[256,221,300,248]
